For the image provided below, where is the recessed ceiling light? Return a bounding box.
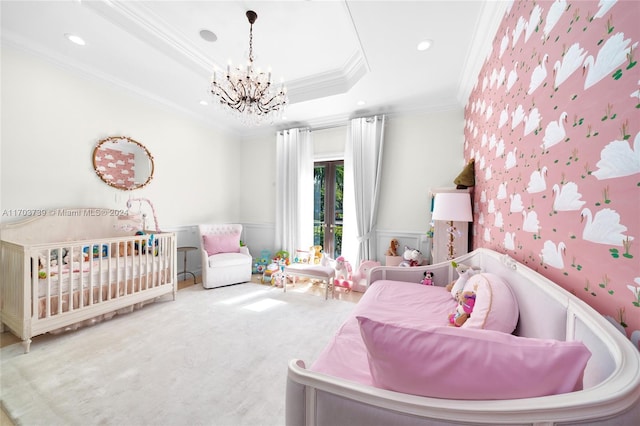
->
[417,39,433,51]
[357,100,366,106]
[199,100,208,106]
[199,29,217,42]
[65,33,86,46]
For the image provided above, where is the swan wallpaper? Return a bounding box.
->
[464,0,639,347]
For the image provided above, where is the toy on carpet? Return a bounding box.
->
[351,260,381,292]
[446,261,481,298]
[448,290,476,327]
[262,262,279,284]
[399,246,424,267]
[421,271,434,285]
[385,238,400,256]
[333,256,353,292]
[253,250,271,274]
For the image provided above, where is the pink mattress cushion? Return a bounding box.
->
[357,316,591,400]
[203,233,240,256]
[461,272,519,333]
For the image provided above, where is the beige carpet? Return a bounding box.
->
[0,283,357,426]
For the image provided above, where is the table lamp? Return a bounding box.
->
[431,192,473,260]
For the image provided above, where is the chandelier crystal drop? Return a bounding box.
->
[210,10,288,126]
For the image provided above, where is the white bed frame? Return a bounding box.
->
[1,209,177,353]
[286,248,640,425]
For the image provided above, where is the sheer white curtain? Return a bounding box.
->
[275,128,314,257]
[342,115,386,267]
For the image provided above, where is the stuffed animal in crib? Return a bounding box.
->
[421,271,434,285]
[446,262,482,298]
[385,238,400,256]
[399,246,424,267]
[63,250,89,266]
[449,291,476,327]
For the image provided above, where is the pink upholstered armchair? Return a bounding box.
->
[198,224,252,289]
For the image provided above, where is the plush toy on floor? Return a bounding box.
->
[333,256,353,292]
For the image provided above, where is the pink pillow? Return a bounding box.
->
[461,273,519,333]
[357,316,591,400]
[202,233,240,256]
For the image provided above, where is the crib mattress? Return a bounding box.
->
[310,281,456,385]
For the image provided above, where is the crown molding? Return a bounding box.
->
[456,0,511,106]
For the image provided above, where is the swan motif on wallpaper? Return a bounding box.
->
[496,66,506,87]
[506,61,518,92]
[478,212,485,225]
[497,182,508,199]
[485,165,493,180]
[593,0,618,20]
[484,227,492,242]
[552,182,586,211]
[540,240,567,269]
[510,193,525,213]
[486,104,494,120]
[505,147,518,169]
[488,199,496,214]
[489,134,497,150]
[504,232,516,250]
[512,104,525,129]
[495,139,505,157]
[553,43,587,89]
[480,190,487,203]
[580,208,633,246]
[527,166,548,193]
[522,210,541,233]
[494,211,504,228]
[499,105,509,128]
[512,16,526,47]
[524,5,543,43]
[543,0,567,39]
[583,32,638,90]
[528,54,549,94]
[500,30,510,58]
[524,108,542,136]
[592,132,640,179]
[542,111,568,150]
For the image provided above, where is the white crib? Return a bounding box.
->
[0,208,177,353]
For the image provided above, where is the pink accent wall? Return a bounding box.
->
[464,0,639,346]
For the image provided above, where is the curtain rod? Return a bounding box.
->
[277,115,384,134]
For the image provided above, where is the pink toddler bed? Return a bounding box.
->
[286,248,640,425]
[311,281,456,385]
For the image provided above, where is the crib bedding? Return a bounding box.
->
[310,281,456,385]
[36,255,169,297]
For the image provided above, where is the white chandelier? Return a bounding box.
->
[210,10,288,125]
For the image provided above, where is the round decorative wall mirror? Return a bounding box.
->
[92,136,154,191]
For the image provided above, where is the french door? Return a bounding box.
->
[314,161,344,259]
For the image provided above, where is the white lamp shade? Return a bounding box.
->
[432,192,473,222]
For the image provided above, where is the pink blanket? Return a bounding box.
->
[311,280,457,385]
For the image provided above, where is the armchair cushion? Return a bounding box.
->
[203,232,240,256]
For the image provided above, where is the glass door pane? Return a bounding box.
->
[314,161,344,259]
